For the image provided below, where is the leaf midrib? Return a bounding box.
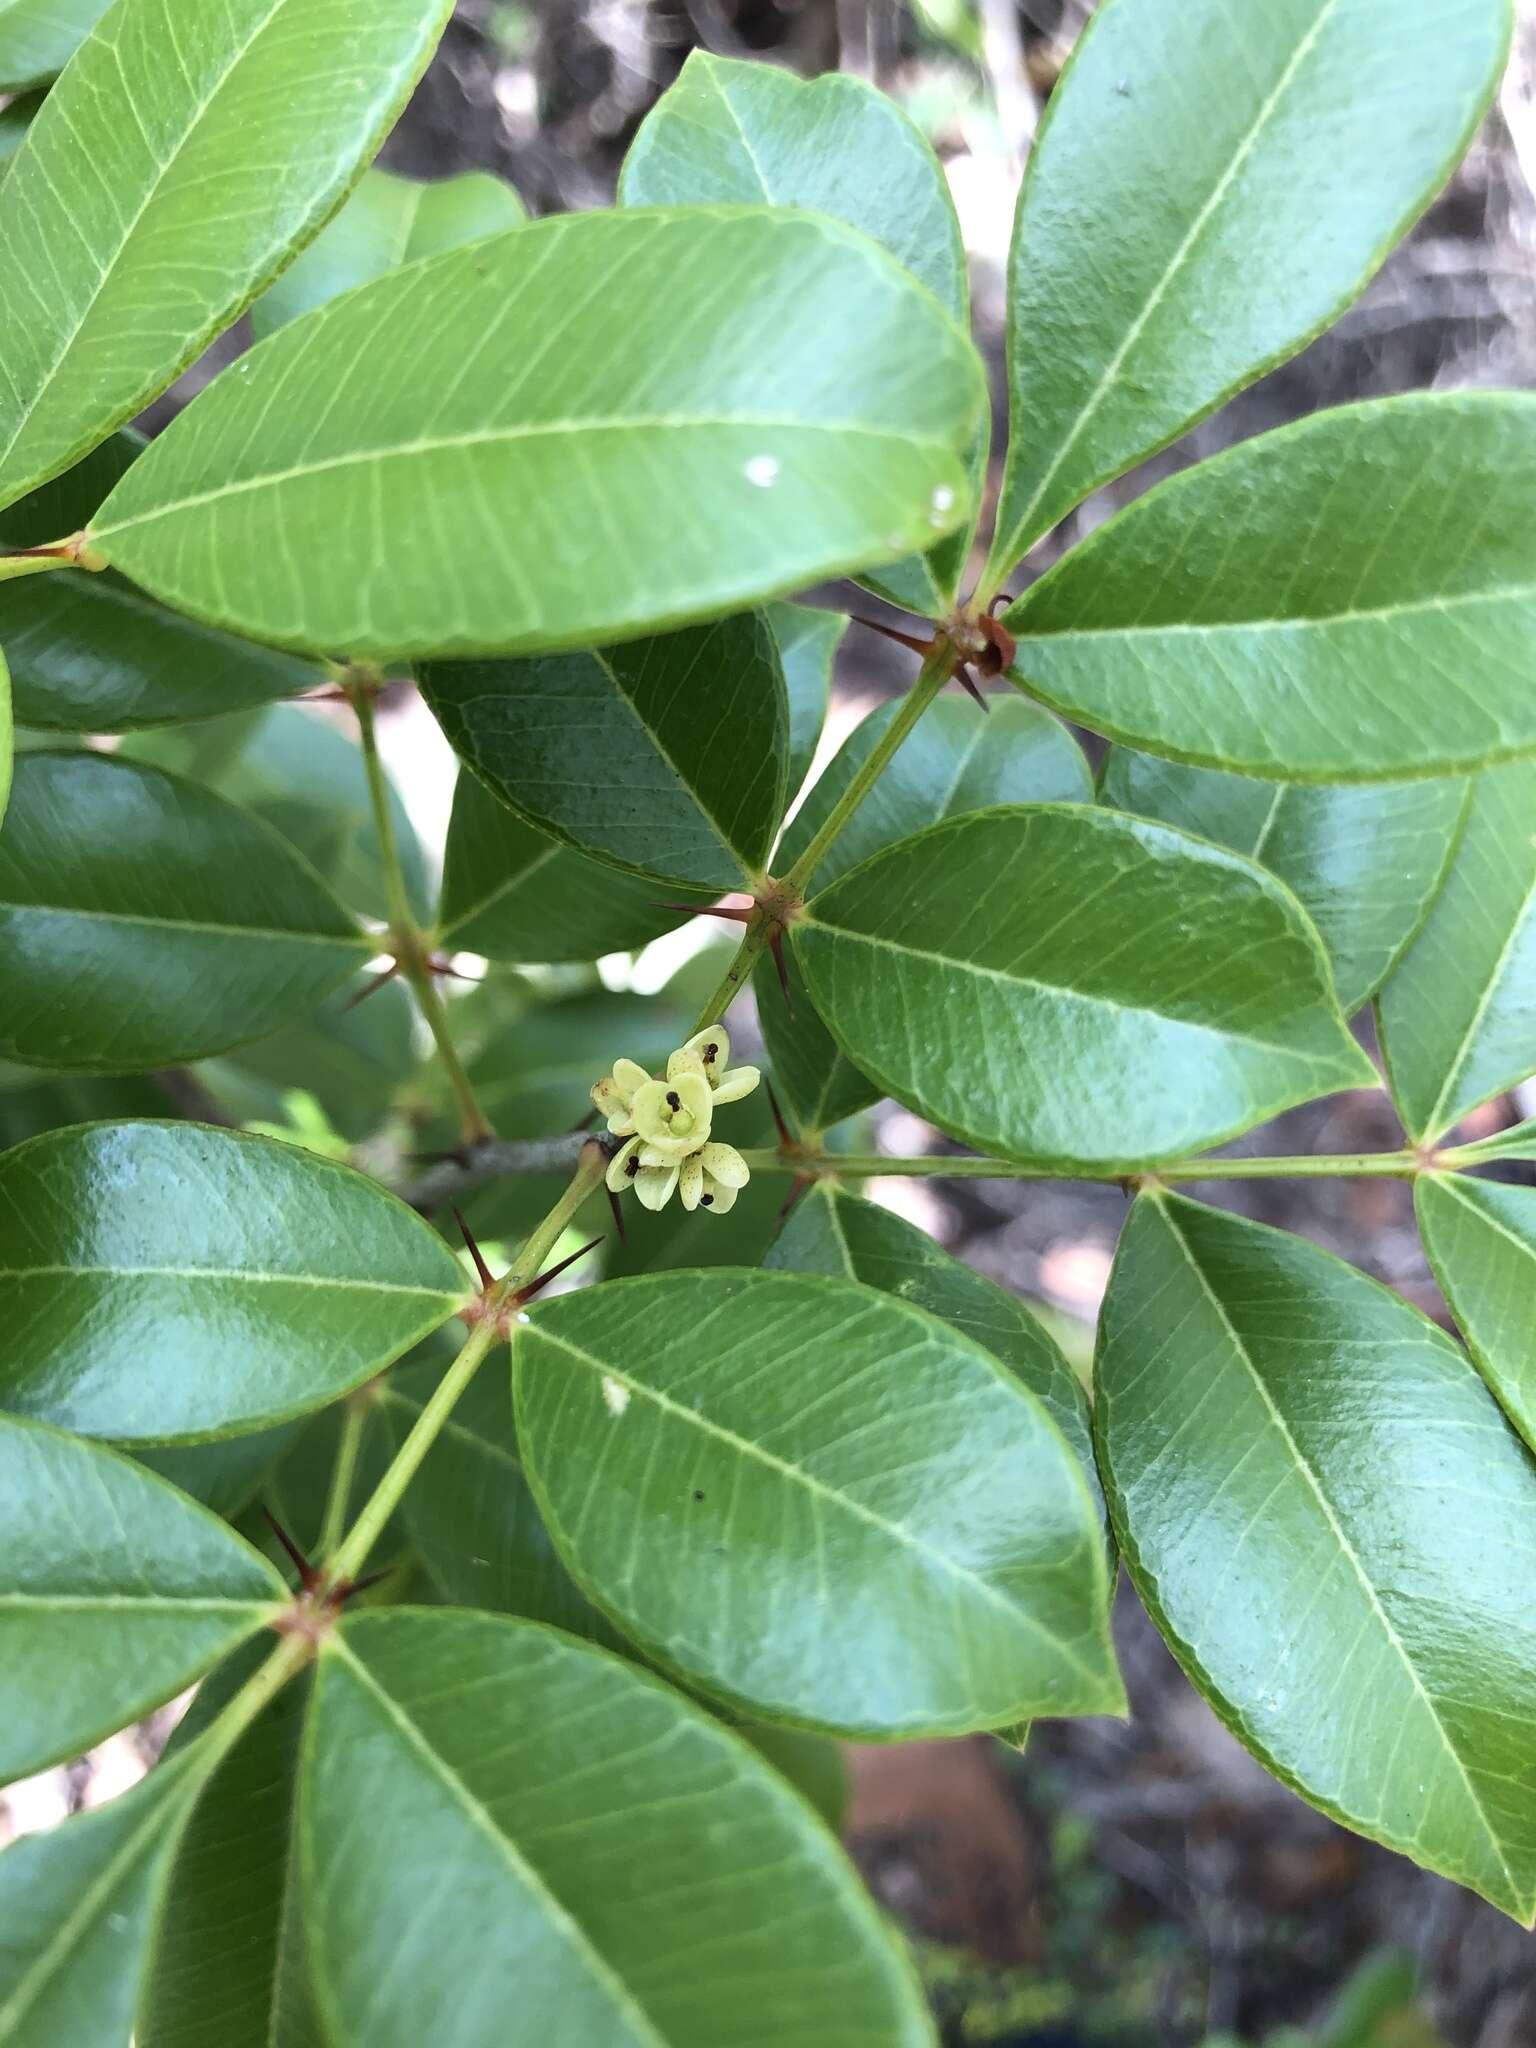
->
[0,1591,278,1613]
[1,1261,462,1301]
[531,1321,1104,1686]
[1155,1196,1519,1903]
[1018,581,1536,644]
[801,912,1349,1069]
[993,0,1341,569]
[325,1638,670,2048]
[0,0,292,480]
[91,413,958,543]
[1423,865,1536,1137]
[0,898,366,947]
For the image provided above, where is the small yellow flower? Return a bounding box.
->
[675,1027,760,1105]
[590,1057,652,1137]
[598,1029,758,1218]
[678,1142,751,1214]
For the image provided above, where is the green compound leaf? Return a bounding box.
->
[0,1120,470,1441]
[421,611,790,892]
[782,693,1093,894]
[252,165,526,337]
[767,599,844,802]
[620,48,980,613]
[1006,395,1536,781]
[140,1644,321,2048]
[795,806,1374,1172]
[436,771,711,964]
[1377,760,1536,1141]
[1096,1193,1536,1924]
[984,0,1513,581]
[0,1745,208,2047]
[136,1423,301,1519]
[0,0,453,510]
[0,433,316,731]
[302,1610,936,2047]
[759,696,1089,1136]
[0,1413,285,1782]
[1417,1175,1536,1459]
[1100,748,1470,1014]
[85,207,984,659]
[768,1183,1095,1496]
[0,645,10,827]
[0,0,111,92]
[0,751,369,1071]
[515,1269,1121,1735]
[376,1354,614,1644]
[464,992,682,1144]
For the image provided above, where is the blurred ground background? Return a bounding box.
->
[6,4,1536,2041]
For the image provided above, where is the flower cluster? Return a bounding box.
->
[593,1027,760,1214]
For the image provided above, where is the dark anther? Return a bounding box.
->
[666,1090,681,1111]
[700,1193,714,1207]
[625,1154,640,1178]
[703,1041,719,1063]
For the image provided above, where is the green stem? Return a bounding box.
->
[0,550,78,582]
[781,638,954,897]
[739,1149,1426,1183]
[179,1631,314,1787]
[326,1142,608,1585]
[317,1397,367,1561]
[690,638,956,1035]
[350,683,492,1144]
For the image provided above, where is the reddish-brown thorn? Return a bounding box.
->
[510,1233,605,1308]
[606,1184,628,1245]
[954,664,991,714]
[849,612,938,657]
[647,900,754,924]
[300,687,354,704]
[451,1205,495,1292]
[774,1175,814,1230]
[337,1567,392,1602]
[426,956,475,983]
[769,928,794,1015]
[988,593,1016,615]
[765,1077,795,1152]
[263,1507,321,1594]
[343,959,402,1012]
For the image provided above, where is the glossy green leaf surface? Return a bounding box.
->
[465,992,681,1144]
[87,207,983,659]
[1006,396,1536,781]
[768,1184,1094,1494]
[0,1120,470,1440]
[0,1747,204,2046]
[1097,1193,1536,1921]
[1417,1175,1536,1457]
[141,1647,321,2048]
[422,611,789,891]
[984,0,1512,580]
[136,1422,301,1518]
[1100,748,1470,1013]
[782,693,1093,894]
[0,434,316,731]
[516,1269,1120,1734]
[620,48,978,612]
[759,696,1090,1134]
[0,0,453,510]
[0,1412,284,1780]
[753,939,881,1138]
[376,1354,613,1642]
[767,600,843,802]
[303,1610,935,2046]
[252,166,526,337]
[437,771,708,964]
[207,976,417,1144]
[0,645,10,828]
[0,751,368,1070]
[0,0,111,91]
[1377,760,1536,1140]
[795,806,1373,1171]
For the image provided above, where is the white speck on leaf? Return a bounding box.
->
[929,484,956,528]
[601,1375,631,1416]
[744,455,780,488]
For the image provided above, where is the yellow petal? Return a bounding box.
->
[612,1058,651,1097]
[684,1025,731,1076]
[699,1142,750,1189]
[678,1156,704,1211]
[634,1164,678,1212]
[604,1136,640,1194]
[710,1065,760,1105]
[666,1046,707,1083]
[672,1072,713,1123]
[700,1177,738,1215]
